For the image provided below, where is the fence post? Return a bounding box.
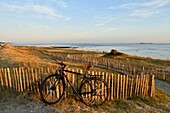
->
[140,75,143,96]
[0,68,4,90]
[122,75,125,100]
[150,75,155,97]
[142,75,145,96]
[111,74,114,100]
[116,74,120,99]
[19,68,24,92]
[107,73,111,100]
[10,68,15,91]
[134,75,138,96]
[25,67,30,92]
[119,75,122,99]
[146,75,149,96]
[4,68,10,91]
[7,68,12,91]
[130,76,134,98]
[137,75,140,96]
[125,75,128,99]
[114,74,117,99]
[143,75,146,96]
[34,68,39,93]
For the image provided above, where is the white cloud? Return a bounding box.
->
[0,2,70,21]
[141,0,170,7]
[95,16,118,27]
[118,2,139,9]
[118,0,170,9]
[130,10,160,19]
[0,2,25,12]
[57,0,68,8]
[28,5,69,20]
[109,0,170,20]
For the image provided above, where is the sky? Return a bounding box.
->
[0,0,170,44]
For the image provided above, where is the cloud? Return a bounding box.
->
[118,0,170,9]
[0,2,70,21]
[0,2,25,12]
[130,10,160,19]
[57,0,68,8]
[109,0,170,20]
[95,16,118,27]
[140,0,170,7]
[28,5,70,20]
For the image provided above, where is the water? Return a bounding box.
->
[73,43,170,60]
[15,43,170,60]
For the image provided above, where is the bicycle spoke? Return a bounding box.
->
[80,78,108,107]
[40,74,65,104]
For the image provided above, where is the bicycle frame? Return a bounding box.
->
[40,58,108,106]
[56,65,90,101]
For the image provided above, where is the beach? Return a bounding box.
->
[14,43,170,60]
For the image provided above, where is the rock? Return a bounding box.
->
[108,49,124,56]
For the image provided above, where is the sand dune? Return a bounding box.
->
[0,45,54,67]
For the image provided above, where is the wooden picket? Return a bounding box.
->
[0,67,155,100]
[53,54,169,82]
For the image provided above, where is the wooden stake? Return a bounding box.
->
[125,75,128,99]
[117,74,120,99]
[122,75,125,100]
[0,68,4,90]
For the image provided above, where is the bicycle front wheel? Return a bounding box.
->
[40,74,65,104]
[80,78,108,107]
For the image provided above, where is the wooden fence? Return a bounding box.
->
[154,69,170,82]
[53,54,169,82]
[0,67,155,100]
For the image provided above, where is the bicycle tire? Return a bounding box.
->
[40,74,65,104]
[80,78,108,107]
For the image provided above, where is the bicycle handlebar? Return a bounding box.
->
[52,57,92,70]
[52,58,66,66]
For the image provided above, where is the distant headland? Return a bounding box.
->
[139,42,154,44]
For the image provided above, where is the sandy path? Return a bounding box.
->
[0,102,56,113]
[155,79,170,94]
[0,93,56,113]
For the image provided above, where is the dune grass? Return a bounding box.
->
[0,44,170,112]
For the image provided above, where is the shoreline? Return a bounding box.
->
[12,43,170,61]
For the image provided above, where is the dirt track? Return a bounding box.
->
[155,79,170,94]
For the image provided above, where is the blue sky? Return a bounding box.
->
[0,0,170,44]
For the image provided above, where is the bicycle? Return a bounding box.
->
[40,58,108,107]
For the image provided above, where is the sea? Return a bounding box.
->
[15,43,170,60]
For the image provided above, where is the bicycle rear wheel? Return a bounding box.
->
[40,74,65,104]
[80,78,108,107]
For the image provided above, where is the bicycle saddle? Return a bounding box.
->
[83,64,92,70]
